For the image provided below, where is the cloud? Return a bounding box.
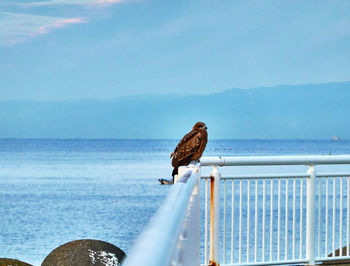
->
[38,18,86,35]
[21,0,125,6]
[0,0,127,45]
[0,12,86,45]
[94,0,125,5]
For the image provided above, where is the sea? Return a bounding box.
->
[1,139,350,265]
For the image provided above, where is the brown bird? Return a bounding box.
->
[170,122,208,179]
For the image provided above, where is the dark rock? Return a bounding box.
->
[41,239,126,266]
[322,245,350,265]
[0,258,33,266]
[158,178,173,185]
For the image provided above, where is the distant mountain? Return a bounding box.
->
[1,82,349,139]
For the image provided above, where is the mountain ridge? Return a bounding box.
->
[1,81,349,139]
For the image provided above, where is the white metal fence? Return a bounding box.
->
[122,163,201,266]
[201,155,350,266]
[123,155,350,266]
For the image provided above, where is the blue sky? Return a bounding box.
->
[1,0,350,100]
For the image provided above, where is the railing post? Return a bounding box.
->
[209,165,220,266]
[306,165,316,265]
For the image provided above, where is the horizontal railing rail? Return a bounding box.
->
[122,163,201,266]
[201,172,350,180]
[200,155,350,166]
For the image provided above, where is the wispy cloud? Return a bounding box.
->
[38,18,85,34]
[94,0,125,5]
[22,0,125,6]
[0,0,130,45]
[0,12,86,45]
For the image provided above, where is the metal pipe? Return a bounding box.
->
[224,179,227,263]
[254,179,258,263]
[348,176,350,256]
[205,178,208,264]
[209,166,220,266]
[306,165,316,265]
[333,177,336,257]
[270,178,274,262]
[277,178,281,261]
[247,179,251,263]
[203,172,350,180]
[318,177,321,258]
[200,155,350,166]
[340,177,343,256]
[325,178,329,257]
[239,179,243,264]
[292,178,296,260]
[231,180,235,264]
[316,256,350,262]
[285,178,289,260]
[226,259,309,266]
[262,179,266,262]
[300,179,303,259]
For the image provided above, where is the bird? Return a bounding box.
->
[170,121,208,181]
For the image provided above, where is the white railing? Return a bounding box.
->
[201,155,350,266]
[122,163,201,266]
[123,155,350,266]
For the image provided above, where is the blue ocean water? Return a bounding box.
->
[1,139,350,265]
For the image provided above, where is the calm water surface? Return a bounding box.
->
[1,139,350,265]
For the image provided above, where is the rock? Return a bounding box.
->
[41,239,126,266]
[0,258,33,266]
[322,245,350,265]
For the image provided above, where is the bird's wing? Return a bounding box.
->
[171,130,202,167]
[171,130,198,157]
[192,129,208,160]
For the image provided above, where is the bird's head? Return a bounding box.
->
[193,121,207,130]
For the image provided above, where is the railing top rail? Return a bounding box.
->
[200,155,350,166]
[201,172,350,179]
[122,164,200,266]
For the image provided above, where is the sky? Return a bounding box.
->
[1,0,350,101]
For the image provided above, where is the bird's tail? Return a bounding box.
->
[171,167,179,177]
[172,167,178,181]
